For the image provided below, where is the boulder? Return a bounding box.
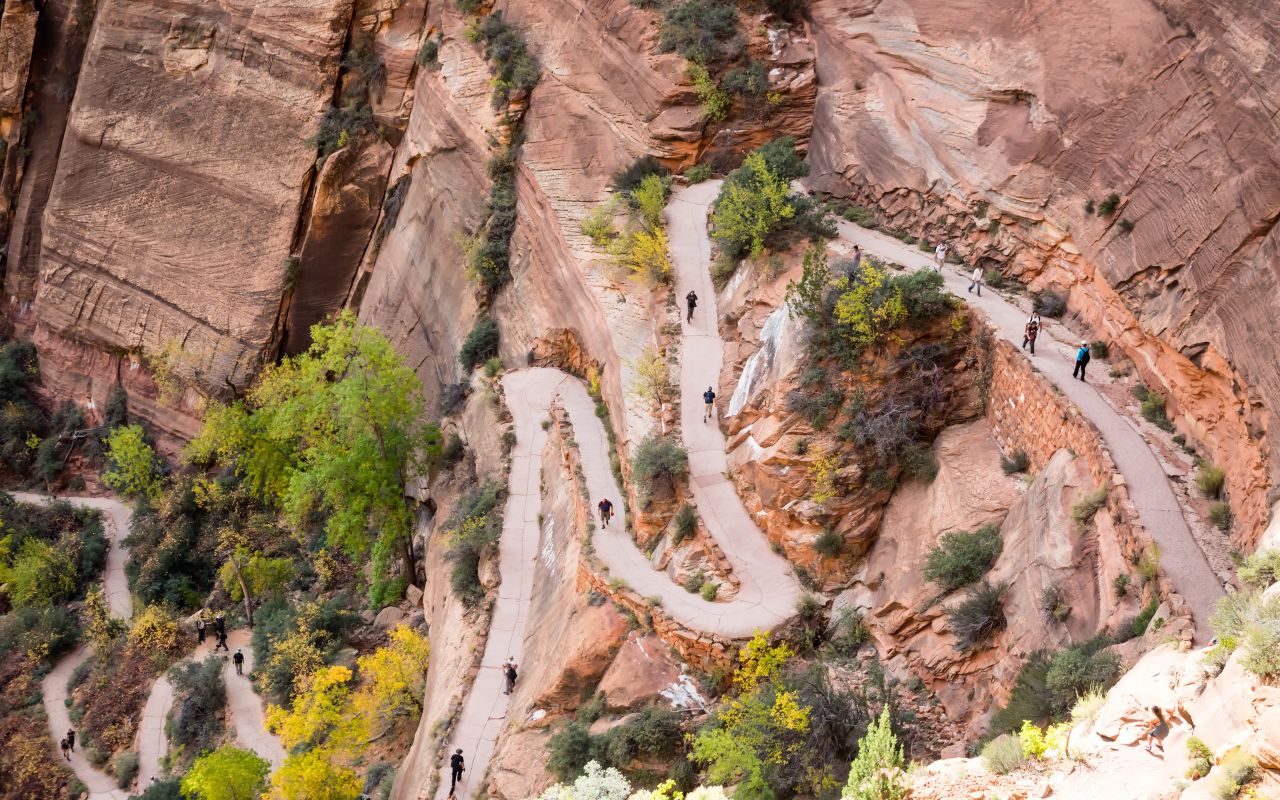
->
[405,583,424,607]
[373,606,407,630]
[598,632,683,712]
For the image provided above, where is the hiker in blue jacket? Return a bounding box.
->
[1073,342,1091,381]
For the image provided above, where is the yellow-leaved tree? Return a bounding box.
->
[266,666,367,800]
[354,625,431,725]
[832,259,906,350]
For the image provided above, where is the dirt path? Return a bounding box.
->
[16,492,284,796]
[794,201,1224,641]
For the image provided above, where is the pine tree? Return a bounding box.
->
[842,708,908,800]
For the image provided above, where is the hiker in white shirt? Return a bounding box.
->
[967,266,984,296]
[934,241,948,271]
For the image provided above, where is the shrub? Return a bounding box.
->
[1033,290,1066,318]
[711,150,794,258]
[617,227,674,284]
[612,156,668,194]
[1039,584,1071,623]
[308,102,375,162]
[946,581,1007,651]
[685,163,712,183]
[672,503,698,544]
[168,656,227,763]
[1045,640,1120,712]
[1127,600,1159,639]
[1137,543,1161,581]
[443,479,507,608]
[827,608,870,657]
[1209,502,1231,532]
[1241,615,1280,678]
[689,63,731,121]
[843,708,908,800]
[1113,572,1131,598]
[684,570,705,593]
[416,35,442,68]
[700,581,719,601]
[1212,748,1258,799]
[840,204,877,228]
[814,529,844,558]
[1238,549,1280,589]
[1083,199,1095,215]
[1194,463,1226,498]
[632,435,689,498]
[459,317,500,370]
[981,734,1023,775]
[136,778,182,800]
[1071,487,1107,529]
[1117,219,1134,233]
[989,652,1051,734]
[470,12,541,107]
[1000,449,1030,474]
[657,0,744,66]
[1090,340,1109,359]
[1186,736,1213,780]
[483,356,503,379]
[581,201,619,247]
[1096,192,1121,216]
[102,424,163,501]
[1134,384,1174,431]
[630,173,671,231]
[809,450,840,503]
[1070,686,1106,727]
[923,525,1002,594]
[112,752,139,789]
[723,60,768,97]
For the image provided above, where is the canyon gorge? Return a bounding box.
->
[1,0,1279,799]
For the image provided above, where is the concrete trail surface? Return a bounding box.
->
[437,357,804,799]
[803,197,1224,642]
[14,492,285,797]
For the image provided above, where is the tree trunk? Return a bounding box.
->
[399,533,416,597]
[231,559,254,627]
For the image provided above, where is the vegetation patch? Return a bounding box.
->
[923,525,1002,594]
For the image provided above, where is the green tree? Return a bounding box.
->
[1,538,77,607]
[103,424,163,501]
[691,634,810,800]
[842,708,908,800]
[711,151,795,259]
[631,173,670,232]
[785,247,833,328]
[189,312,442,604]
[181,746,270,800]
[218,537,294,627]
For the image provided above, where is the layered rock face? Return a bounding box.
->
[806,0,1280,546]
[25,0,354,406]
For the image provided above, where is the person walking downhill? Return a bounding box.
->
[60,736,70,761]
[967,266,983,296]
[66,728,75,752]
[196,616,207,645]
[685,290,698,324]
[703,386,716,422]
[233,649,245,676]
[448,749,465,796]
[934,241,948,271]
[214,613,225,638]
[851,245,862,269]
[597,497,614,528]
[1073,341,1091,381]
[1143,706,1170,756]
[503,658,519,695]
[1022,315,1040,355]
[216,628,229,653]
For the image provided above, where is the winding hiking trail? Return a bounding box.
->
[672,179,1223,641]
[435,185,806,799]
[819,210,1225,642]
[13,493,284,797]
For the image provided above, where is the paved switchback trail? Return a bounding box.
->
[666,180,1222,642]
[14,493,284,797]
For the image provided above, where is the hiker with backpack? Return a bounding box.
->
[1073,341,1091,381]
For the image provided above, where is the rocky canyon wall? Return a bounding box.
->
[805,0,1280,547]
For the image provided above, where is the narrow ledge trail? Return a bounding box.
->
[14,493,284,798]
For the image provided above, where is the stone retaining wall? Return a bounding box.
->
[983,332,1193,638]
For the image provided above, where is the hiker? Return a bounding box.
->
[685,290,698,323]
[967,266,983,296]
[196,616,207,645]
[233,649,245,676]
[1073,341,1091,381]
[449,749,465,796]
[216,629,229,653]
[597,497,614,528]
[503,658,518,695]
[66,728,75,752]
[214,613,225,635]
[1022,315,1040,355]
[851,245,862,268]
[60,737,70,761]
[703,386,717,422]
[934,241,948,271]
[1143,706,1170,756]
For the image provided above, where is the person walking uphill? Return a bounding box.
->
[1073,341,1091,381]
[686,290,697,323]
[233,649,245,676]
[448,749,465,796]
[503,658,518,695]
[66,728,75,752]
[1022,315,1040,355]
[196,616,206,645]
[703,386,716,422]
[934,241,948,271]
[597,497,614,528]
[967,266,983,296]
